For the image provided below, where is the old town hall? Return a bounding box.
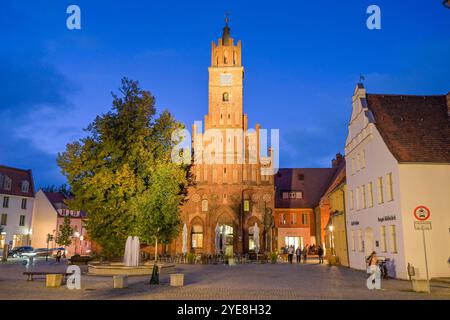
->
[173,20,276,256]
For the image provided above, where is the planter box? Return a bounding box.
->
[170,273,184,287]
[113,275,128,289]
[46,274,62,288]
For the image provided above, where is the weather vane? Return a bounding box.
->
[359,74,366,83]
[225,12,231,25]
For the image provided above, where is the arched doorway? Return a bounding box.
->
[190,216,204,253]
[216,212,236,256]
[364,227,375,257]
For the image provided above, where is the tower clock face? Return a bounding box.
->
[220,73,233,86]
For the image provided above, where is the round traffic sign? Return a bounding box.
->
[413,206,431,221]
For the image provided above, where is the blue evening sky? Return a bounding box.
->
[0,0,449,188]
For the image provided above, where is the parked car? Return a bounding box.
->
[8,246,35,258]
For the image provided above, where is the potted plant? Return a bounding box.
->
[270,252,278,264]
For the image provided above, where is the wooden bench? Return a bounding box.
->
[23,272,71,282]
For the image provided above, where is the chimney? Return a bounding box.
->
[332,153,343,168]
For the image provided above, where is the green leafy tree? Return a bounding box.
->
[57,78,189,257]
[56,216,74,248]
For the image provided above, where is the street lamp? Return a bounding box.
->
[443,0,450,9]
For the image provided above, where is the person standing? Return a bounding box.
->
[55,250,62,263]
[296,246,302,263]
[288,245,294,264]
[317,245,324,264]
[302,245,308,263]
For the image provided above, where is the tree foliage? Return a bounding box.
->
[56,216,73,247]
[57,78,189,257]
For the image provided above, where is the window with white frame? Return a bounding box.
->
[301,213,308,225]
[377,177,384,204]
[386,173,394,201]
[362,185,366,209]
[368,182,374,207]
[358,230,364,252]
[380,226,387,252]
[21,181,29,193]
[389,225,398,253]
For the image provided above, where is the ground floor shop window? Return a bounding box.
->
[284,236,303,249]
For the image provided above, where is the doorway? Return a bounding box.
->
[284,236,303,250]
[364,227,375,256]
[220,224,234,256]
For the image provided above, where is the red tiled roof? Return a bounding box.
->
[43,191,88,218]
[275,168,337,208]
[367,93,450,163]
[0,165,35,197]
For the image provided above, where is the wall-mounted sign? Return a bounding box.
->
[377,215,396,222]
[220,73,233,86]
[351,221,359,226]
[414,206,431,221]
[414,221,432,230]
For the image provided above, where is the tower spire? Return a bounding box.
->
[222,13,231,45]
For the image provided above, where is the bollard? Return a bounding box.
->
[113,275,128,289]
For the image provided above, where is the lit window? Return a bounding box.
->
[301,213,308,225]
[244,200,250,212]
[386,173,394,201]
[377,177,384,204]
[191,224,203,249]
[380,226,387,253]
[291,212,297,224]
[361,185,366,209]
[368,182,374,207]
[389,225,398,253]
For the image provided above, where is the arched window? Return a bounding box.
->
[201,199,208,212]
[191,223,203,249]
[224,51,228,64]
[233,51,237,65]
[222,92,229,102]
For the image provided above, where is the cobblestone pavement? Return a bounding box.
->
[0,258,449,300]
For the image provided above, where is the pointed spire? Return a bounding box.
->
[222,13,231,45]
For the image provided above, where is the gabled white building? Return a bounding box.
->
[0,165,35,249]
[345,84,450,279]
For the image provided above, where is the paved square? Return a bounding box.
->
[0,258,449,300]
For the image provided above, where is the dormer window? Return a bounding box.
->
[222,92,229,102]
[3,176,11,191]
[21,181,29,193]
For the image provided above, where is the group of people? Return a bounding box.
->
[283,244,325,264]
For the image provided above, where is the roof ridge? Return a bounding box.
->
[0,164,32,173]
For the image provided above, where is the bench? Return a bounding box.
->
[23,272,72,282]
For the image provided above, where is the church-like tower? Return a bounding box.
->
[175,20,275,256]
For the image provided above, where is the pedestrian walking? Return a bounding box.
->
[288,245,294,264]
[302,245,308,263]
[55,250,62,263]
[295,246,302,263]
[317,245,324,264]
